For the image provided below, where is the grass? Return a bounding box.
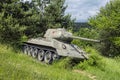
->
[74,47,120,80]
[83,58,120,80]
[0,44,120,80]
[0,44,89,80]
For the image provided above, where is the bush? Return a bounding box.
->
[53,57,79,69]
[74,47,106,70]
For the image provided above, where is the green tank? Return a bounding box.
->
[23,28,100,64]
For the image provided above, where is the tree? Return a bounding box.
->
[89,0,120,56]
[43,0,74,30]
[0,0,74,47]
[72,28,99,48]
[0,0,43,46]
[0,0,25,45]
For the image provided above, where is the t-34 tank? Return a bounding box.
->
[23,28,100,64]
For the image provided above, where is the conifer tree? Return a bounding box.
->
[0,0,74,46]
[32,0,74,31]
[0,0,42,45]
[44,0,74,29]
[0,0,24,45]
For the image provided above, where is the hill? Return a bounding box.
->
[0,44,120,80]
[73,22,91,31]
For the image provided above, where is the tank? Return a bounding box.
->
[23,28,100,64]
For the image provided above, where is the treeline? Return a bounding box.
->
[0,0,74,46]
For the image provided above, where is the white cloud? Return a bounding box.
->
[20,0,32,3]
[65,0,110,22]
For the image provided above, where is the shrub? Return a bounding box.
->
[75,47,106,70]
[53,57,79,69]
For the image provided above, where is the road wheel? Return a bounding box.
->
[44,51,53,64]
[31,48,38,58]
[37,49,45,61]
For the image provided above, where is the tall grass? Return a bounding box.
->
[74,47,120,80]
[0,44,89,80]
[0,44,120,80]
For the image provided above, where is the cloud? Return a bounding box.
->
[65,0,110,22]
[20,0,32,3]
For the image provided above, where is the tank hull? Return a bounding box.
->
[23,37,88,63]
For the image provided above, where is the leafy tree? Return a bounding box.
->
[72,28,100,48]
[89,0,120,56]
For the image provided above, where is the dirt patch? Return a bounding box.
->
[73,70,97,80]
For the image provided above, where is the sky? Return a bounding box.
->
[23,0,110,22]
[65,0,110,22]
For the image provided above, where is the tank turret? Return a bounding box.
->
[44,28,72,39]
[44,28,100,43]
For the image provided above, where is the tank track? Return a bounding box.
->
[22,43,59,64]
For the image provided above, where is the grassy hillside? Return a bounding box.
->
[0,44,90,80]
[0,44,120,80]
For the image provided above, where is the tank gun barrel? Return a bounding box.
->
[71,36,101,43]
